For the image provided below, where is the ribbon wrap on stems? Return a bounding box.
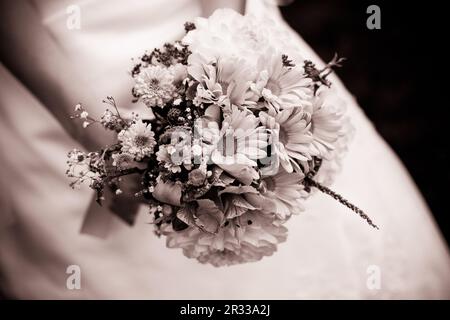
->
[80,187,140,238]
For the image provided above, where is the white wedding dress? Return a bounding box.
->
[1,0,449,299]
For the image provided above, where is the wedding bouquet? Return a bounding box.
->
[67,9,377,267]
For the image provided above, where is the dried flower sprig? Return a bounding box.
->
[304,53,347,93]
[305,177,379,229]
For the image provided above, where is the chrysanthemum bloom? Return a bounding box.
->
[183,9,260,62]
[111,152,135,170]
[259,108,314,173]
[118,119,156,161]
[162,210,287,266]
[188,53,255,108]
[246,169,307,220]
[183,9,306,66]
[251,51,312,111]
[134,65,180,108]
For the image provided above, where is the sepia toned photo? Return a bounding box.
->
[0,0,449,302]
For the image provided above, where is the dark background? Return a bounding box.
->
[281,0,449,245]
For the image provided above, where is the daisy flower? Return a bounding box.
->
[212,106,268,165]
[259,108,314,173]
[209,106,268,184]
[118,119,156,160]
[188,53,255,107]
[308,89,347,158]
[251,50,312,110]
[247,169,307,220]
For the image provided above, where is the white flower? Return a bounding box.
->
[183,9,306,65]
[134,65,179,108]
[307,88,347,158]
[301,90,354,187]
[193,106,264,186]
[248,168,307,220]
[195,106,268,184]
[111,152,134,170]
[156,144,192,173]
[66,150,101,189]
[163,210,287,267]
[118,120,156,160]
[156,127,193,173]
[188,53,255,107]
[80,111,89,119]
[67,149,88,166]
[251,51,312,110]
[260,108,314,173]
[183,9,250,59]
[214,106,267,163]
[101,110,114,123]
[100,109,124,131]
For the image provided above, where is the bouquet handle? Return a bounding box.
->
[80,190,139,238]
[80,193,114,238]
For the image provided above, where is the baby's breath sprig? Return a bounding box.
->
[66,149,102,190]
[71,98,130,132]
[70,103,99,128]
[101,96,130,132]
[102,96,123,119]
